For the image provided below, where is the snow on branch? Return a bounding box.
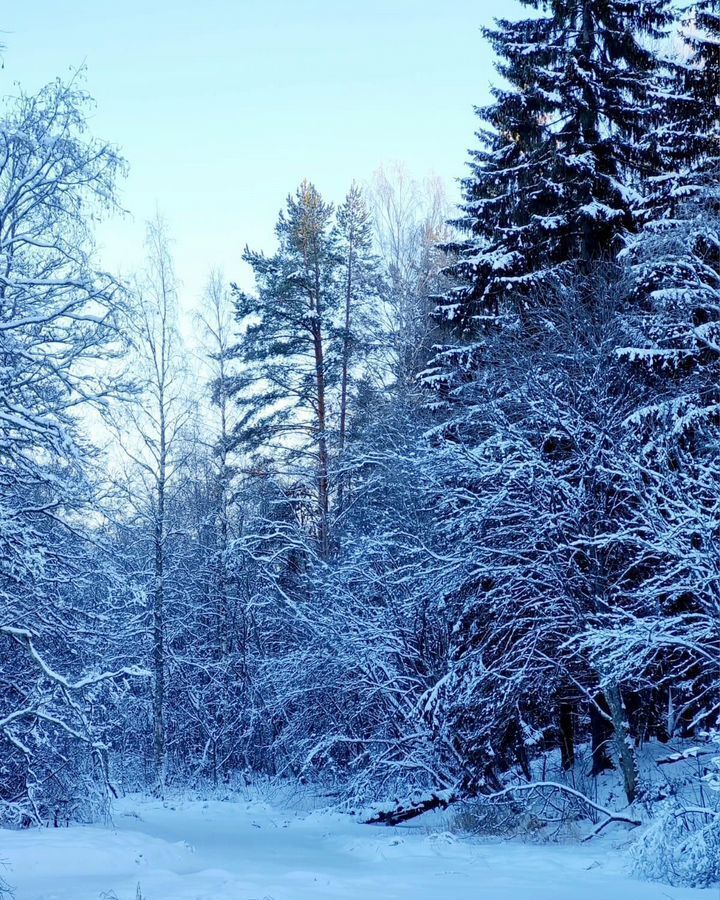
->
[1,625,151,689]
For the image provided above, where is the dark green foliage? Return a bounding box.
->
[439,0,673,328]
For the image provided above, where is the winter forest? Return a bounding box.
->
[2,1,720,898]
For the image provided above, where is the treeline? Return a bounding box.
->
[1,0,720,867]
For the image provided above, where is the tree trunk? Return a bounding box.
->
[589,698,613,777]
[605,683,637,804]
[337,239,354,514]
[312,319,330,557]
[152,516,165,795]
[216,356,231,656]
[152,383,167,796]
[559,702,575,771]
[310,251,330,557]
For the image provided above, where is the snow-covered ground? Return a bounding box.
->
[1,793,712,900]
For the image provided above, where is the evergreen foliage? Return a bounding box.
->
[438,0,673,329]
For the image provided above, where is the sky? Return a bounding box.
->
[2,0,520,306]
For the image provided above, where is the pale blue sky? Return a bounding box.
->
[3,0,519,301]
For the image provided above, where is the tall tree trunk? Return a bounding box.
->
[313,320,330,557]
[152,497,165,794]
[310,250,330,557]
[152,381,167,796]
[216,351,231,656]
[337,240,354,514]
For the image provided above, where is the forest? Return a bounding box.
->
[2,0,720,895]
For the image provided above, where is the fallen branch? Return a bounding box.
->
[656,747,709,766]
[363,779,641,839]
[364,791,459,826]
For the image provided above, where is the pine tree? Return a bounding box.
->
[439,0,673,329]
[335,183,376,514]
[337,185,373,457]
[230,181,338,556]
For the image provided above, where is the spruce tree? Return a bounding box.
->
[425,1,679,799]
[439,0,673,329]
[620,1,720,447]
[685,1,720,140]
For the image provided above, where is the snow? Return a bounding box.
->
[1,794,712,900]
